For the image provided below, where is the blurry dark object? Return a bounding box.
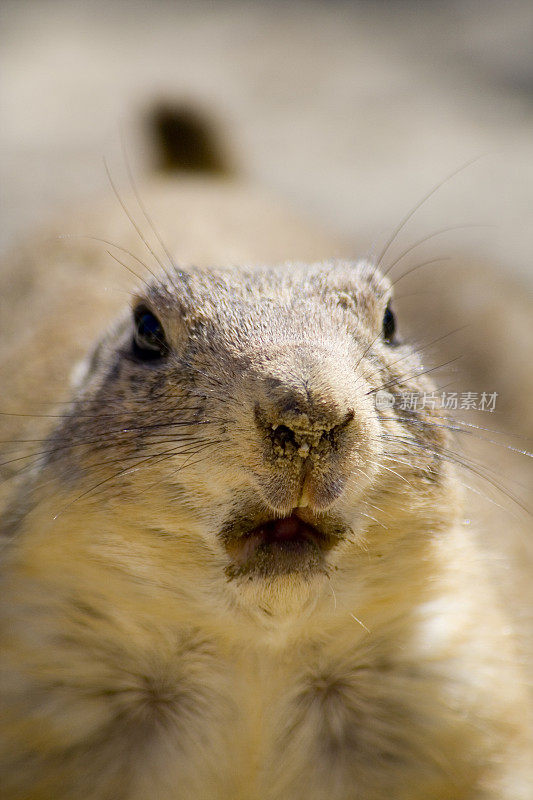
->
[149,103,233,174]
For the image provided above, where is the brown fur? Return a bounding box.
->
[0,178,531,799]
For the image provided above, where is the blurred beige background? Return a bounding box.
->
[1,0,533,287]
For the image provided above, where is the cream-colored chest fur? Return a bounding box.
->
[2,533,527,800]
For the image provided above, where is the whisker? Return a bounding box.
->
[372,460,413,487]
[392,416,533,459]
[389,257,452,289]
[78,442,221,510]
[382,433,530,514]
[0,407,230,422]
[121,130,176,273]
[51,440,220,520]
[456,479,521,518]
[349,613,371,634]
[419,413,532,442]
[59,234,156,283]
[103,158,173,284]
[105,250,146,285]
[375,156,484,269]
[0,429,211,469]
[367,356,463,395]
[327,579,337,612]
[385,325,468,377]
[382,223,491,277]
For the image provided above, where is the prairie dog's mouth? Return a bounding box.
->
[222,511,343,579]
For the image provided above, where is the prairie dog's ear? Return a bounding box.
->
[352,260,393,301]
[321,260,393,304]
[320,261,394,335]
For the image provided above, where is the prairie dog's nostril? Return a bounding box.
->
[272,424,298,450]
[319,409,354,447]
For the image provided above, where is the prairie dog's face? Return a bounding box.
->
[49,261,455,614]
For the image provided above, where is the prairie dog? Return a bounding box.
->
[0,174,532,800]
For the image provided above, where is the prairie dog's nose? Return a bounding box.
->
[254,390,354,459]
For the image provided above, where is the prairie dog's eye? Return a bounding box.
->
[382,304,396,344]
[133,306,168,360]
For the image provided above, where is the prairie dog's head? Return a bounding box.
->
[46,261,457,616]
